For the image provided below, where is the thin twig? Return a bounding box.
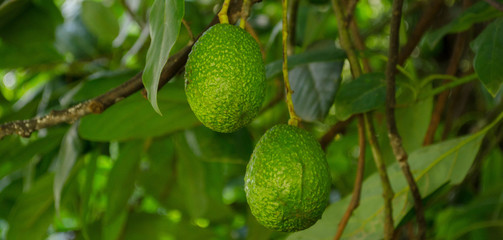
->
[287,0,300,55]
[282,0,301,126]
[344,0,359,27]
[239,0,251,29]
[423,30,468,146]
[0,0,253,139]
[485,0,503,11]
[334,115,365,240]
[364,114,395,240]
[385,0,426,239]
[319,116,355,151]
[121,0,145,28]
[397,0,444,66]
[331,0,394,238]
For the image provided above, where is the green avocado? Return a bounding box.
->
[184,23,265,133]
[244,124,331,232]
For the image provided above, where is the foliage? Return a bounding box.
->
[0,0,503,240]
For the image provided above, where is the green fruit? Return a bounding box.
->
[184,23,265,133]
[244,124,331,232]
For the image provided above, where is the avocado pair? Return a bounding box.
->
[184,23,330,232]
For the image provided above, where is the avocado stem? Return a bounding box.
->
[239,0,250,29]
[218,0,231,24]
[282,0,301,127]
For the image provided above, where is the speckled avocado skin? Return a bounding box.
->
[244,124,331,232]
[184,23,265,133]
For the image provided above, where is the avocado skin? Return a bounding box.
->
[244,124,331,232]
[184,24,265,133]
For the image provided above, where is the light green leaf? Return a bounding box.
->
[7,174,54,240]
[288,122,493,240]
[290,60,343,122]
[333,73,386,121]
[79,81,199,141]
[426,2,503,47]
[53,122,81,214]
[81,1,119,44]
[471,18,503,96]
[142,0,185,114]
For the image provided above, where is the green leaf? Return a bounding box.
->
[174,131,208,219]
[265,47,346,79]
[104,141,143,227]
[471,18,503,96]
[426,2,503,47]
[396,95,433,153]
[81,1,119,45]
[333,73,386,121]
[0,1,63,68]
[7,174,55,240]
[288,128,489,240]
[0,128,66,179]
[290,61,343,122]
[142,0,185,114]
[79,80,199,141]
[53,123,81,214]
[139,137,176,200]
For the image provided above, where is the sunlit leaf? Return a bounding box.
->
[53,123,81,214]
[142,0,185,114]
[289,126,489,240]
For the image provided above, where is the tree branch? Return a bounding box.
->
[485,0,503,12]
[397,0,444,66]
[385,0,426,239]
[334,115,365,240]
[0,0,254,139]
[320,116,354,151]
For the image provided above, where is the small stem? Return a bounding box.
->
[385,0,426,238]
[239,0,250,29]
[282,0,300,126]
[364,114,395,240]
[218,0,231,24]
[334,115,366,240]
[319,116,355,151]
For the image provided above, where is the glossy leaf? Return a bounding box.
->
[333,73,386,121]
[7,174,55,240]
[142,0,185,114]
[81,1,119,44]
[471,18,503,96]
[53,123,81,214]
[289,128,488,240]
[289,61,343,122]
[265,47,346,79]
[79,81,199,141]
[426,2,503,47]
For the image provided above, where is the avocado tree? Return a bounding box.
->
[1,0,503,239]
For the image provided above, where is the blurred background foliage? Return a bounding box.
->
[0,0,503,239]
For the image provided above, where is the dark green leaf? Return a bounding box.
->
[104,141,143,227]
[7,174,54,240]
[333,73,386,121]
[0,2,63,68]
[143,0,185,114]
[0,128,66,179]
[79,81,199,141]
[53,123,81,214]
[289,128,487,240]
[471,18,503,96]
[174,132,208,219]
[139,137,175,199]
[290,61,343,121]
[426,2,503,47]
[81,1,119,45]
[265,47,346,79]
[0,0,30,28]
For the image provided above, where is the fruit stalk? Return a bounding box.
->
[218,0,231,24]
[239,0,250,29]
[282,0,301,127]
